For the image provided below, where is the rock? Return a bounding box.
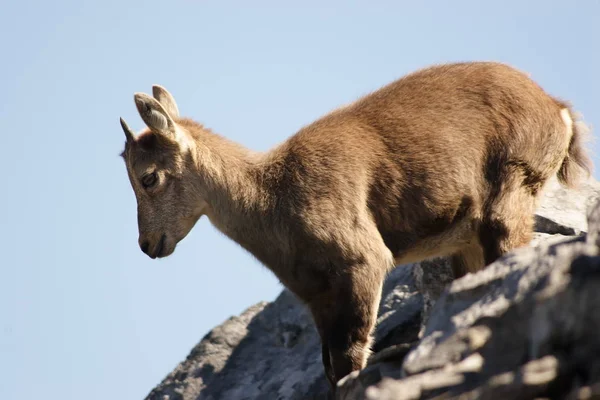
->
[535,178,600,234]
[354,230,600,400]
[146,262,424,400]
[146,177,600,400]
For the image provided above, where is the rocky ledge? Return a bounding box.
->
[146,177,600,400]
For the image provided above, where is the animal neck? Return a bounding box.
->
[186,124,266,239]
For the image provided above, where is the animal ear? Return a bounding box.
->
[134,92,176,139]
[152,85,180,118]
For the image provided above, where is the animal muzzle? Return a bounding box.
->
[139,233,167,259]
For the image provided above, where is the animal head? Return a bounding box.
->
[120,85,207,259]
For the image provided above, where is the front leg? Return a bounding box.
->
[321,343,335,390]
[310,264,384,393]
[309,303,336,389]
[327,269,383,383]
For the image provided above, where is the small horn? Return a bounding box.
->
[120,117,135,142]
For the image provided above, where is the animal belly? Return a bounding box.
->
[391,218,477,266]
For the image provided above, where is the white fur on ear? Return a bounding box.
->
[152,85,180,118]
[134,93,176,139]
[145,108,169,131]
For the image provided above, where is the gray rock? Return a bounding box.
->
[146,261,424,400]
[356,232,600,400]
[146,176,600,400]
[536,177,600,234]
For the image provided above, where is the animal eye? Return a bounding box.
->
[141,172,158,189]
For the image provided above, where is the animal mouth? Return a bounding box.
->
[151,234,167,259]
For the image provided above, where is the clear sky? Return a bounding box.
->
[1,1,598,399]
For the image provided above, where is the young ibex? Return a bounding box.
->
[119,62,591,391]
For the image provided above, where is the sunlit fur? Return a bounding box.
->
[120,62,591,391]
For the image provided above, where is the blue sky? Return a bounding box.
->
[1,1,598,399]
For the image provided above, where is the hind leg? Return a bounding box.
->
[451,240,485,278]
[479,185,537,266]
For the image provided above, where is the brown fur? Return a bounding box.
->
[119,62,591,392]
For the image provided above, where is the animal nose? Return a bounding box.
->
[140,240,150,255]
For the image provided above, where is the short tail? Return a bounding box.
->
[557,107,593,188]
